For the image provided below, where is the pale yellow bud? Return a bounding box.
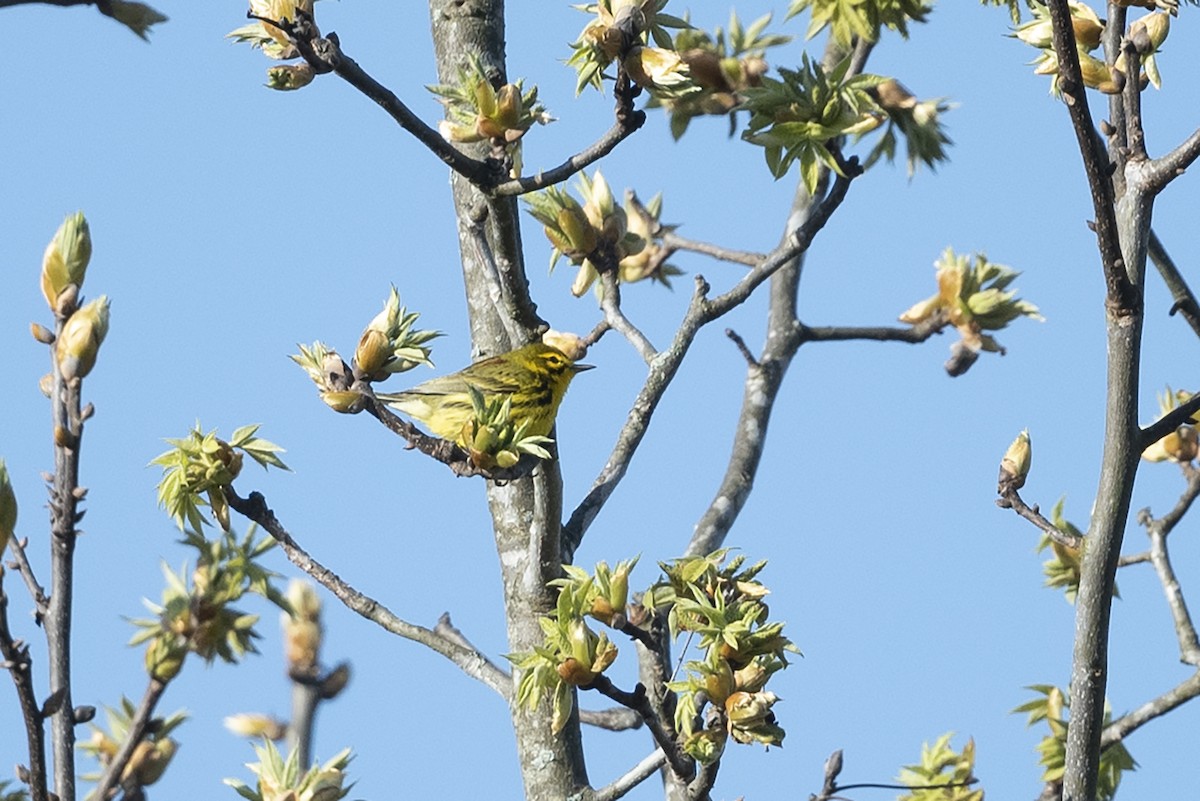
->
[0,459,16,554]
[224,713,288,740]
[266,63,315,91]
[41,212,92,310]
[999,429,1032,490]
[55,296,110,381]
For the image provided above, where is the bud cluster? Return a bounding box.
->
[899,248,1042,370]
[1142,386,1200,463]
[1014,2,1172,94]
[428,54,553,149]
[225,740,354,801]
[457,386,555,472]
[567,0,693,96]
[655,12,788,138]
[130,529,285,681]
[80,699,186,791]
[227,0,321,90]
[38,213,113,384]
[352,287,440,380]
[526,170,679,297]
[152,424,288,532]
[740,56,950,193]
[0,460,16,556]
[650,550,796,761]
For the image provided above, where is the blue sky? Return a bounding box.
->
[3,1,1200,799]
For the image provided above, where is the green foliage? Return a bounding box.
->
[980,0,1028,24]
[900,248,1041,360]
[787,0,932,47]
[896,733,983,801]
[740,55,886,193]
[129,528,288,680]
[567,0,691,94]
[1014,685,1136,801]
[426,53,552,145]
[0,781,29,801]
[352,286,440,379]
[79,698,187,793]
[656,11,791,138]
[652,550,798,762]
[458,384,555,470]
[225,739,354,801]
[152,424,288,532]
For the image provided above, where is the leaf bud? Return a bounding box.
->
[999,429,1032,491]
[0,459,17,554]
[30,322,55,345]
[145,635,187,682]
[41,212,92,310]
[55,296,111,381]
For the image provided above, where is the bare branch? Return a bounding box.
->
[1119,39,1147,164]
[0,0,92,6]
[1101,669,1200,749]
[491,66,645,197]
[225,488,511,698]
[46,319,87,801]
[0,576,48,801]
[91,678,168,801]
[1143,128,1200,195]
[659,231,764,267]
[800,314,949,345]
[584,676,693,783]
[6,537,48,620]
[1138,392,1200,451]
[563,166,860,559]
[592,749,667,801]
[252,12,491,184]
[1136,465,1200,665]
[1118,552,1149,567]
[1148,230,1200,339]
[578,705,642,731]
[1044,0,1136,308]
[599,272,657,362]
[996,488,1083,550]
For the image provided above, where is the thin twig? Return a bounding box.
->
[0,577,48,801]
[6,536,49,620]
[659,231,764,267]
[592,749,667,801]
[1136,465,1200,665]
[491,66,645,197]
[91,678,168,801]
[562,165,860,559]
[1118,552,1149,567]
[1101,669,1200,749]
[996,488,1083,550]
[599,272,657,362]
[47,315,86,801]
[1044,0,1136,308]
[252,12,490,183]
[1142,127,1200,195]
[1138,393,1200,451]
[225,488,512,697]
[584,676,693,782]
[798,315,949,345]
[1147,230,1200,339]
[578,705,642,731]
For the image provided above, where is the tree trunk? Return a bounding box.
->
[428,3,589,798]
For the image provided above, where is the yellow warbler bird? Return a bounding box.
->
[377,342,593,441]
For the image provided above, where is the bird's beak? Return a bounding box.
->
[573,363,596,372]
